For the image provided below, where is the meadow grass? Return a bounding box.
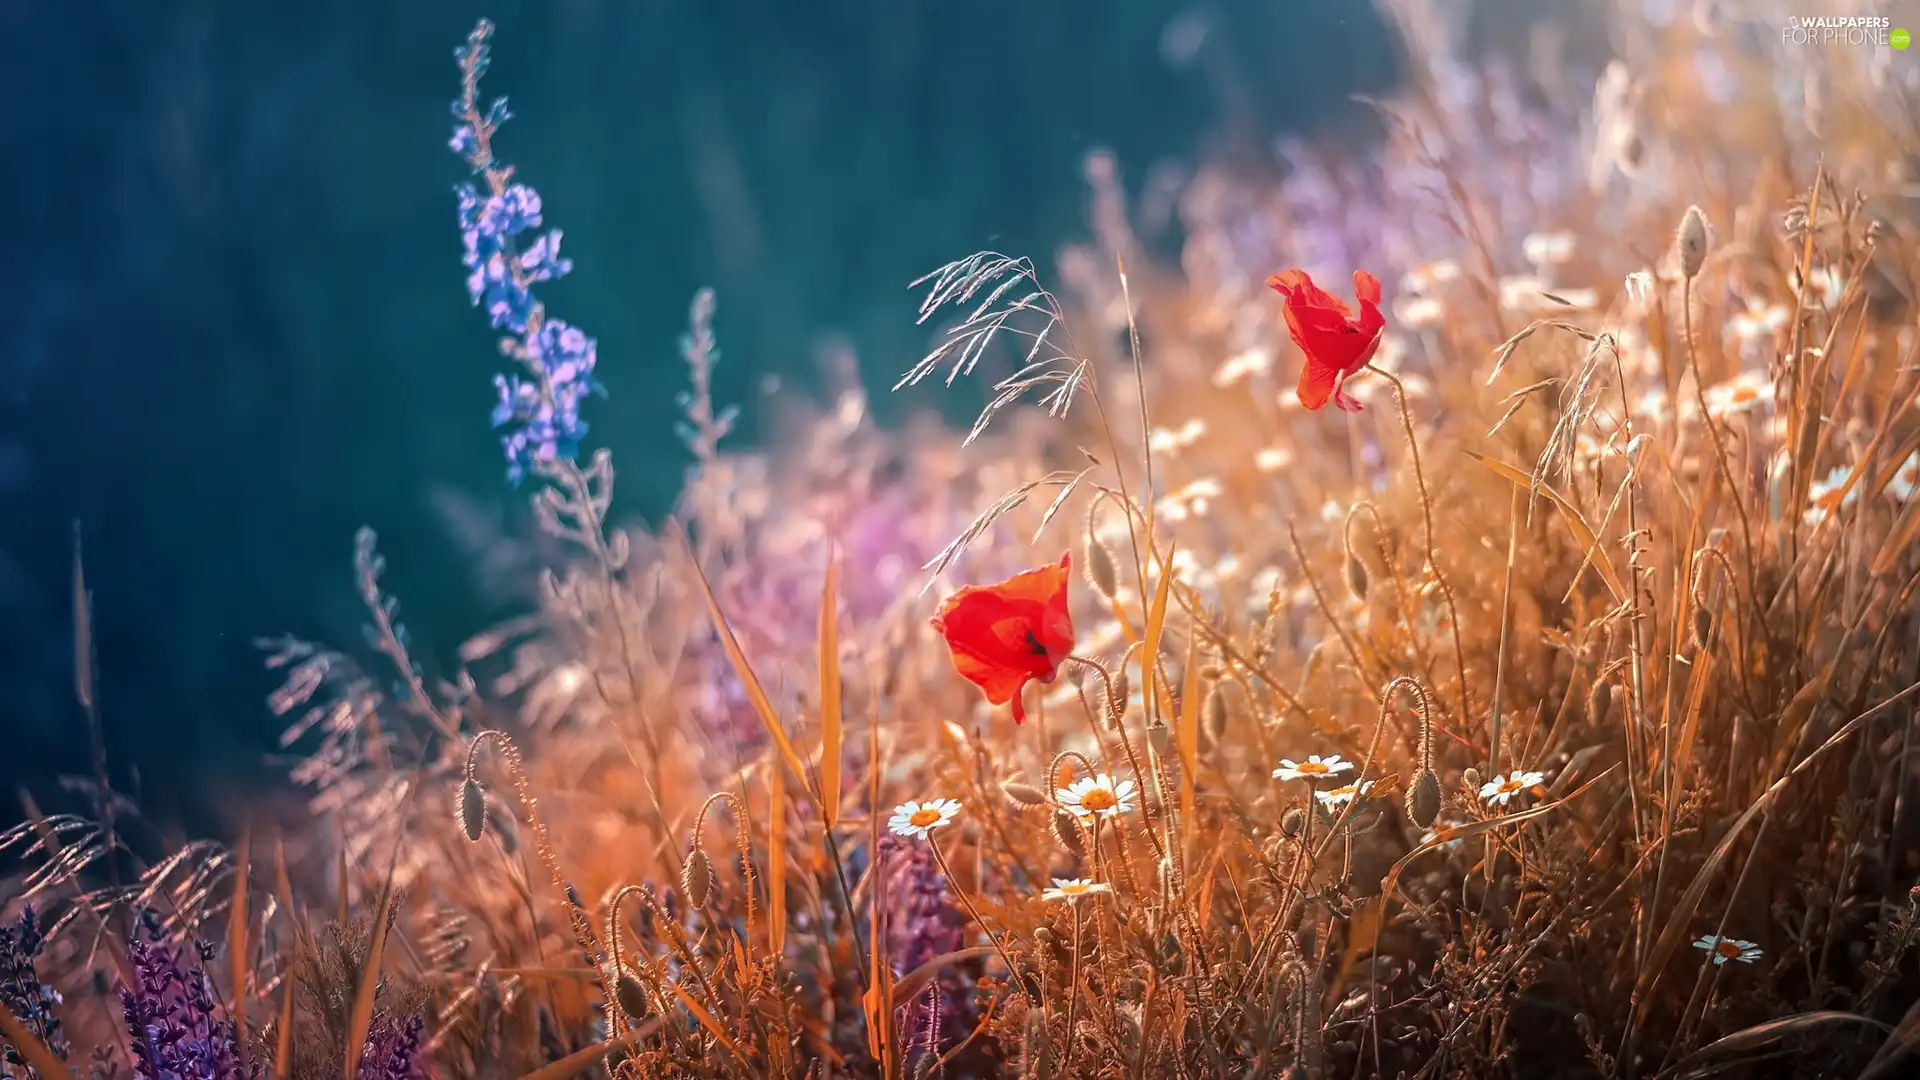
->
[7,1,1920,1077]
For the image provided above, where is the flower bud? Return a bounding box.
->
[614,971,651,1023]
[680,848,714,908]
[1405,768,1442,829]
[459,778,486,842]
[1050,811,1086,858]
[1677,205,1712,280]
[1085,534,1120,598]
[1001,780,1050,810]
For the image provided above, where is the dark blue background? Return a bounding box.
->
[0,0,1394,831]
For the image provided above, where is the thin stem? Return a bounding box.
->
[928,836,1029,995]
[1366,364,1473,729]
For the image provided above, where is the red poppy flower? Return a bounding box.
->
[1266,268,1386,412]
[930,553,1075,724]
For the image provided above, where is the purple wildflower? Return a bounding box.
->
[358,1013,426,1080]
[119,910,258,1080]
[450,20,601,484]
[879,838,971,1061]
[0,906,70,1075]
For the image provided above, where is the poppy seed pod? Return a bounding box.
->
[1343,550,1370,602]
[1001,780,1050,810]
[1084,533,1119,598]
[1406,768,1443,830]
[1677,205,1712,280]
[614,971,651,1024]
[1203,686,1229,743]
[459,778,486,842]
[1280,807,1306,838]
[1050,810,1086,858]
[1691,605,1714,651]
[680,848,714,908]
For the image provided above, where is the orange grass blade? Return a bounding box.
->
[861,696,893,1069]
[665,980,750,1066]
[274,951,297,1080]
[818,546,844,830]
[1466,451,1627,603]
[891,945,994,1004]
[1142,540,1177,725]
[341,843,402,1080]
[515,1019,661,1080]
[769,749,788,958]
[1668,1011,1889,1076]
[1176,608,1201,840]
[679,526,812,794]
[228,825,252,1039]
[1872,494,1920,577]
[0,998,79,1080]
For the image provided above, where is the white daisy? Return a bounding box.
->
[1702,370,1775,418]
[1523,231,1577,268]
[1254,446,1293,474]
[1212,347,1272,388]
[1148,418,1208,456]
[1804,465,1858,527]
[1394,295,1447,329]
[1419,822,1468,850]
[1728,299,1789,343]
[1041,877,1112,904]
[1272,754,1356,783]
[1315,780,1376,808]
[1692,934,1763,965]
[1479,771,1547,808]
[1056,774,1137,820]
[887,798,961,840]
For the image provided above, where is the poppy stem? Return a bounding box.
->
[1366,362,1474,730]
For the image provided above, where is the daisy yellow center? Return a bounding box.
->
[1077,788,1117,812]
[1498,780,1523,794]
[1297,762,1329,774]
[908,807,943,828]
[1060,882,1092,895]
[1715,940,1743,959]
[1731,386,1759,403]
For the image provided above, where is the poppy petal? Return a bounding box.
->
[1297,359,1341,411]
[1353,269,1382,305]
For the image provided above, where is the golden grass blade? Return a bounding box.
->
[665,980,750,1066]
[1466,451,1627,603]
[1668,1011,1889,1078]
[1871,494,1920,577]
[1176,609,1201,838]
[818,547,843,830]
[891,945,994,1004]
[228,825,252,1038]
[493,967,601,980]
[861,697,893,1069]
[1142,540,1177,725]
[677,524,812,793]
[1630,678,1920,1032]
[769,745,788,958]
[0,997,79,1080]
[341,845,402,1080]
[514,1020,661,1080]
[274,948,297,1080]
[1857,993,1920,1080]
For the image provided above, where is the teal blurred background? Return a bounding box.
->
[0,0,1395,830]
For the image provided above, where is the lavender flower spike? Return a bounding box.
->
[450,19,603,484]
